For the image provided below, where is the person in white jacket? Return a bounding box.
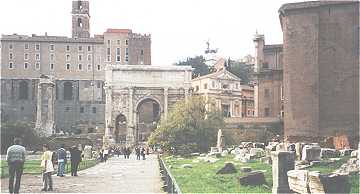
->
[40,144,54,192]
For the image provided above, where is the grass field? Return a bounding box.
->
[0,159,97,178]
[163,155,272,193]
[164,155,359,194]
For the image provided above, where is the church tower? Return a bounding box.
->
[72,0,90,38]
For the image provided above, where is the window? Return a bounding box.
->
[66,45,70,51]
[24,53,29,60]
[236,83,239,89]
[35,44,40,51]
[195,86,199,92]
[264,108,270,117]
[204,83,207,89]
[107,48,110,55]
[78,64,82,70]
[87,45,91,51]
[9,44,13,50]
[263,62,269,69]
[50,63,54,70]
[78,46,82,51]
[107,55,111,62]
[87,64,92,71]
[96,82,101,88]
[24,43,29,50]
[78,54,82,61]
[35,53,40,61]
[9,62,14,69]
[125,48,129,62]
[66,54,71,61]
[78,18,82,28]
[50,44,54,51]
[19,81,28,100]
[35,62,40,70]
[24,62,29,69]
[125,40,128,45]
[222,84,229,89]
[116,48,121,62]
[87,54,91,61]
[63,82,73,100]
[92,107,96,113]
[50,54,55,61]
[66,63,70,70]
[117,40,120,44]
[107,40,110,45]
[9,53,13,60]
[80,107,84,113]
[97,65,101,70]
[140,49,144,55]
[65,107,71,112]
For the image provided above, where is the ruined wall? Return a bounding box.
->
[280,1,359,141]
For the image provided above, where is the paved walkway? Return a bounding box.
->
[1,154,163,193]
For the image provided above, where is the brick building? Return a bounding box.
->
[279,1,359,142]
[0,0,151,135]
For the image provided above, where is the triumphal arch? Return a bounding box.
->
[103,65,192,146]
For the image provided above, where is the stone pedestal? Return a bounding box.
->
[271,151,295,194]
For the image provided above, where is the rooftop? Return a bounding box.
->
[1,33,103,43]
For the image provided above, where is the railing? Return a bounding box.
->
[158,155,182,194]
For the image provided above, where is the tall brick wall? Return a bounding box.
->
[280,1,359,142]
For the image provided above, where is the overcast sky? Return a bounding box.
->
[0,0,304,65]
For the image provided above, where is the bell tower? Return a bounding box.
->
[72,0,90,38]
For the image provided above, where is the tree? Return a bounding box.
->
[148,96,224,155]
[228,61,254,84]
[175,56,210,78]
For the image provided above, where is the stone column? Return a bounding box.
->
[103,84,115,145]
[46,84,55,135]
[184,87,189,101]
[271,151,295,194]
[126,87,135,146]
[164,87,168,119]
[35,83,42,130]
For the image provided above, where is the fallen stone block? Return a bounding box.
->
[181,164,193,168]
[216,162,237,174]
[340,149,354,157]
[287,170,309,194]
[320,148,340,159]
[302,145,321,161]
[238,171,266,186]
[350,150,358,158]
[308,171,350,194]
[190,152,200,156]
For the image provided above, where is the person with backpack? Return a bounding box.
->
[57,144,67,177]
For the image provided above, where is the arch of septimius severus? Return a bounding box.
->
[103,65,192,146]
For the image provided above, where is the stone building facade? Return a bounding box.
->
[252,34,284,118]
[0,0,151,136]
[192,69,255,118]
[104,65,192,146]
[279,1,359,141]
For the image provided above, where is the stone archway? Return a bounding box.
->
[135,97,161,142]
[115,114,127,143]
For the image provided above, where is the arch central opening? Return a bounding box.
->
[115,114,127,143]
[136,98,161,142]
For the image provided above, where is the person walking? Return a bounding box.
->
[6,137,26,194]
[126,147,131,159]
[103,148,109,162]
[56,144,67,177]
[135,147,141,160]
[70,146,82,176]
[99,150,104,162]
[141,147,146,160]
[41,144,54,192]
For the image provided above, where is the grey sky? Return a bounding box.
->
[0,0,304,65]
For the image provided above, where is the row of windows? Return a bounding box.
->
[106,47,131,62]
[8,43,93,52]
[65,106,97,114]
[9,53,92,62]
[194,82,240,91]
[8,62,101,71]
[107,39,128,46]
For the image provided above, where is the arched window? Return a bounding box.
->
[19,81,28,100]
[64,82,73,100]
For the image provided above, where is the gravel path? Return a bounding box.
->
[1,154,164,193]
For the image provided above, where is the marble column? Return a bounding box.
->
[35,84,42,131]
[127,87,135,145]
[104,84,115,145]
[164,87,168,119]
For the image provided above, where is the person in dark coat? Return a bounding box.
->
[70,146,82,176]
[99,150,103,162]
[141,147,146,160]
[135,147,141,160]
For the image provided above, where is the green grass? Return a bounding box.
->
[1,159,98,178]
[306,156,359,194]
[163,155,272,193]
